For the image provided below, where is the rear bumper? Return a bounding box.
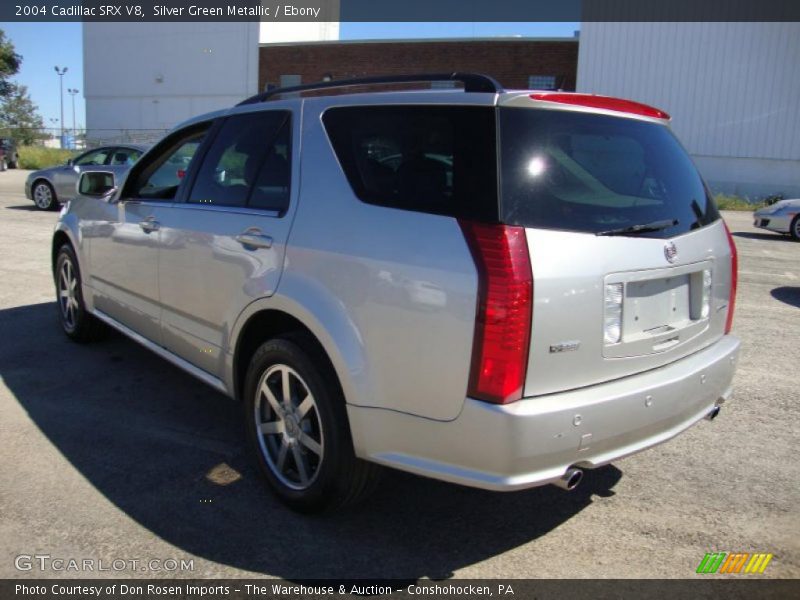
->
[348,335,740,491]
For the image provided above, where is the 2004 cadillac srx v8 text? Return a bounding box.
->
[51,74,739,512]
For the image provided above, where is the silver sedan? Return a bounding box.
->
[25,144,146,211]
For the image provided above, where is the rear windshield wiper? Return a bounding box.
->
[596,219,678,237]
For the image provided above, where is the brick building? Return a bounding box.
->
[258,38,578,92]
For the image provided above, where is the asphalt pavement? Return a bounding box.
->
[0,168,797,579]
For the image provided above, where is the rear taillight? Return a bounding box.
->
[459,221,533,404]
[723,221,738,334]
[529,92,670,120]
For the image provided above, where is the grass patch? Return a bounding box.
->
[18,146,77,170]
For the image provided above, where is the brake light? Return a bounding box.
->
[459,221,533,404]
[723,221,738,334]
[530,93,670,120]
[177,169,186,179]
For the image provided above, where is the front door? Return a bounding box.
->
[54,147,113,200]
[89,128,211,344]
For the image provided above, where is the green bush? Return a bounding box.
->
[17,146,76,170]
[713,193,767,212]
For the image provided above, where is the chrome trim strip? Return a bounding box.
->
[92,309,229,396]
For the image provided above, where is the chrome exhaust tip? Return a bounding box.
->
[554,467,584,491]
[706,406,721,421]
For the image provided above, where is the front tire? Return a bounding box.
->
[790,215,800,241]
[244,336,380,513]
[33,181,58,211]
[55,244,106,342]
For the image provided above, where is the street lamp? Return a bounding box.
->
[54,66,68,147]
[67,88,79,135]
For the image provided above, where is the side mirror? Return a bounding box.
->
[78,171,117,199]
[66,158,73,166]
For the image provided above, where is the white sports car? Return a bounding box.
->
[753,199,800,240]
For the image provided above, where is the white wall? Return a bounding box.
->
[259,0,339,43]
[83,22,260,141]
[577,22,800,198]
[259,22,340,44]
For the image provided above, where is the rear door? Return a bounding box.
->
[155,109,296,376]
[497,101,734,397]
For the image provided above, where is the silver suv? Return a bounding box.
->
[52,74,740,512]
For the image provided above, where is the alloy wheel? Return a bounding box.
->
[254,364,324,490]
[58,257,79,331]
[34,183,53,209]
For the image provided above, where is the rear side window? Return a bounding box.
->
[323,106,498,221]
[188,111,290,211]
[110,148,141,166]
[499,108,719,237]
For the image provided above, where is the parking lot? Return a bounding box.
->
[0,167,797,579]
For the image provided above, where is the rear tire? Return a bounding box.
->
[33,181,58,211]
[790,215,800,241]
[244,335,380,513]
[55,244,106,342]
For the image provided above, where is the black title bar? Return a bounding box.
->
[2,0,800,22]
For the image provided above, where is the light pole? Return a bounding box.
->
[67,88,79,135]
[54,66,68,147]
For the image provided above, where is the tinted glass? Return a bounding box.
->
[247,118,291,213]
[499,108,719,237]
[75,148,111,166]
[109,148,142,166]
[323,106,497,221]
[189,111,289,208]
[133,135,204,200]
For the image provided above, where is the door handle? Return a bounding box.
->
[139,217,160,233]
[235,228,273,249]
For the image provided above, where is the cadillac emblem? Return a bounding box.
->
[664,241,678,263]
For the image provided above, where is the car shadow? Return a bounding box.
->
[771,287,800,309]
[0,302,621,580]
[4,204,39,211]
[732,231,793,242]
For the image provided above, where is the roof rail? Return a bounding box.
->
[237,72,504,106]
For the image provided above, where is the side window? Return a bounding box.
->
[125,129,207,200]
[322,106,497,221]
[188,111,290,209]
[247,118,291,212]
[75,148,111,166]
[109,148,142,166]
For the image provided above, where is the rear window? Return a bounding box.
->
[499,108,719,237]
[323,106,498,221]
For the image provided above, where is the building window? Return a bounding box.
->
[279,74,301,88]
[528,75,557,90]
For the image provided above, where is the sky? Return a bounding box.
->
[0,21,579,131]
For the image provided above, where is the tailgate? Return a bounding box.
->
[522,220,733,397]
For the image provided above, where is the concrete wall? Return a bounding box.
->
[577,22,800,199]
[83,22,260,141]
